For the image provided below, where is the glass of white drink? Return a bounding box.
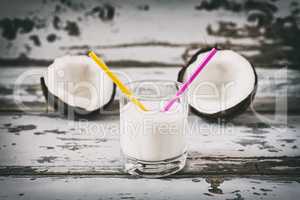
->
[120,80,188,178]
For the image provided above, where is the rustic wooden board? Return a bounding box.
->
[0,112,299,175]
[0,66,299,175]
[0,176,299,200]
[0,1,299,197]
[0,67,299,113]
[0,0,298,68]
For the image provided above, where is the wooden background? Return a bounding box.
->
[0,0,300,199]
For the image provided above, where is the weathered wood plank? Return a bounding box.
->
[0,176,299,200]
[0,0,298,67]
[0,112,299,175]
[0,67,299,113]
[1,157,300,176]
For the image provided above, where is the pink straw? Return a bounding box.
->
[163,48,218,112]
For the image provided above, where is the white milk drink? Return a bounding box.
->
[120,102,187,161]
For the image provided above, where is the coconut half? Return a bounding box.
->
[178,49,257,119]
[41,55,116,115]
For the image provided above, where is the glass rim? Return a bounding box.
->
[122,79,184,101]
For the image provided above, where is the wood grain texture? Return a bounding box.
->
[0,66,299,175]
[0,112,299,175]
[0,67,299,113]
[0,1,299,197]
[0,176,299,200]
[0,0,299,68]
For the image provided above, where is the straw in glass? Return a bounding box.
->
[162,48,218,112]
[88,51,148,111]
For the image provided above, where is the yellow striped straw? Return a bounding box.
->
[88,50,148,111]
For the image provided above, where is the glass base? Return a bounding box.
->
[122,151,187,178]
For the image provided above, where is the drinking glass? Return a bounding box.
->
[119,80,188,178]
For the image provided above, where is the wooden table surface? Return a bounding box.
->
[0,0,300,199]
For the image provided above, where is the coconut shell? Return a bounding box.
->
[177,47,258,120]
[40,77,116,117]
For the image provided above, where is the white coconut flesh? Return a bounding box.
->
[183,50,256,114]
[43,55,114,111]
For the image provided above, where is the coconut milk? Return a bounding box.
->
[120,102,187,161]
